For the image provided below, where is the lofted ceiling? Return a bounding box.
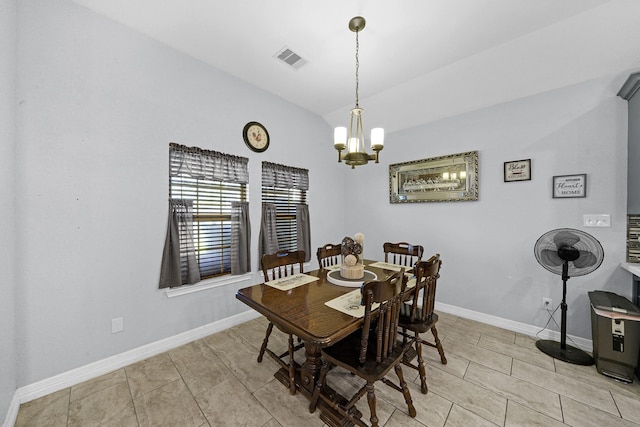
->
[70,0,640,133]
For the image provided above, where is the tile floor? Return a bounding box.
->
[14,312,640,426]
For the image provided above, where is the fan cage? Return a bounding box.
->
[534,228,604,277]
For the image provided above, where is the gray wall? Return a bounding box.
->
[0,0,18,421]
[629,86,640,213]
[14,0,344,389]
[3,0,636,421]
[345,77,630,341]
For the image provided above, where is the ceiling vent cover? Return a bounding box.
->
[274,46,307,70]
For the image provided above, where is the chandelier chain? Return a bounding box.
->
[354,29,359,108]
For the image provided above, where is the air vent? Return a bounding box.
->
[274,46,307,70]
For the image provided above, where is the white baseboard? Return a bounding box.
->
[15,310,260,407]
[2,392,19,427]
[435,301,593,352]
[4,304,593,427]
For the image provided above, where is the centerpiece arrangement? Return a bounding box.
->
[340,233,365,279]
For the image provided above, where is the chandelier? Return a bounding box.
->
[334,16,384,169]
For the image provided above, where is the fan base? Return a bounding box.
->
[536,340,594,365]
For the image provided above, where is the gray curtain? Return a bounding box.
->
[170,143,249,183]
[159,199,201,288]
[262,161,309,190]
[296,204,311,262]
[258,203,279,269]
[231,201,251,275]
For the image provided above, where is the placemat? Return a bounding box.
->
[264,273,319,291]
[368,262,415,288]
[368,261,409,271]
[325,289,379,318]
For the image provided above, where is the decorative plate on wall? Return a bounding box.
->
[243,121,270,152]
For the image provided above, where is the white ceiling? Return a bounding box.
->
[71,0,640,133]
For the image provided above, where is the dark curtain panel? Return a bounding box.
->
[296,204,311,262]
[231,201,251,275]
[258,203,279,269]
[159,199,201,288]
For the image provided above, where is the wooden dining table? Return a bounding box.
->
[235,260,408,426]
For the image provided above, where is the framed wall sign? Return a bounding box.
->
[504,159,531,182]
[389,151,478,203]
[553,174,587,198]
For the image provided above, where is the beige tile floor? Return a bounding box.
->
[14,312,640,426]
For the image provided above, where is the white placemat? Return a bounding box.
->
[264,273,319,291]
[325,264,342,271]
[325,289,380,318]
[368,261,409,272]
[368,262,415,289]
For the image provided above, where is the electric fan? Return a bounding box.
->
[534,228,604,365]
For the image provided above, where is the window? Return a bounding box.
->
[262,186,306,251]
[260,162,310,262]
[169,172,245,278]
[159,143,249,288]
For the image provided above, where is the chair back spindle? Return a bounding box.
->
[383,242,424,267]
[316,243,342,269]
[261,250,305,282]
[410,254,442,323]
[360,269,408,364]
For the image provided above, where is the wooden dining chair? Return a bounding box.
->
[316,243,341,269]
[383,242,424,267]
[259,249,306,395]
[309,269,416,426]
[399,254,446,394]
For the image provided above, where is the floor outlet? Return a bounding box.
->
[111,317,124,334]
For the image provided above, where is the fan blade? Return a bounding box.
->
[573,251,597,268]
[554,230,580,247]
[540,249,563,266]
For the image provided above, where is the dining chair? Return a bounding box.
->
[259,249,306,395]
[309,269,416,426]
[398,254,446,394]
[383,242,424,267]
[316,243,341,269]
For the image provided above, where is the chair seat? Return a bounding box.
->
[322,330,407,381]
[398,310,439,334]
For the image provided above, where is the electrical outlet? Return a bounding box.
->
[111,317,124,334]
[542,298,552,310]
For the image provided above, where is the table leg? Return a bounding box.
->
[300,342,323,393]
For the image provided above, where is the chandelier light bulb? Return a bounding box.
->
[371,128,384,149]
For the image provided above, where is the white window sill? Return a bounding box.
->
[164,273,253,298]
